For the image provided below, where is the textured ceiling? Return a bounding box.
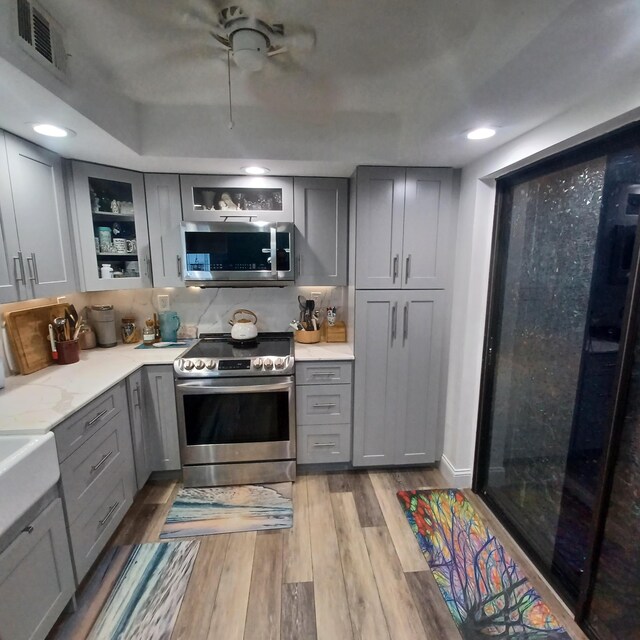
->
[1,0,640,174]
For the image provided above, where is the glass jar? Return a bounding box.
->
[121,317,138,344]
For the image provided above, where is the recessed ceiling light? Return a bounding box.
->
[32,123,74,138]
[242,166,269,175]
[467,127,496,140]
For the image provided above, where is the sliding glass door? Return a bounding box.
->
[475,125,640,616]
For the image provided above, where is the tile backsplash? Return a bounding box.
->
[1,286,345,376]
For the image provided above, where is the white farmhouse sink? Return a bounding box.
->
[0,432,59,538]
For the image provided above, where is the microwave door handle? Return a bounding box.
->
[270,226,278,277]
[176,381,293,394]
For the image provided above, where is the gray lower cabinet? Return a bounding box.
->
[127,369,152,489]
[0,498,74,640]
[353,290,444,466]
[296,361,353,464]
[145,173,184,288]
[54,380,136,583]
[0,131,76,303]
[293,177,348,286]
[354,166,453,290]
[143,365,181,471]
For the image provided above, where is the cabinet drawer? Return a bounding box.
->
[60,413,134,525]
[55,382,127,461]
[297,424,351,464]
[68,474,132,583]
[296,362,352,385]
[296,384,352,425]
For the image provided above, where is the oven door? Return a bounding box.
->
[175,376,296,465]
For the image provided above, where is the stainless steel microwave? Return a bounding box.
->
[180,221,295,286]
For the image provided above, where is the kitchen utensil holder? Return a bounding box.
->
[56,339,80,365]
[294,328,321,344]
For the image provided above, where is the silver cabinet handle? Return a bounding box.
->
[403,302,409,344]
[13,252,26,285]
[86,408,108,429]
[313,442,336,448]
[405,254,411,284]
[311,372,335,377]
[90,450,114,473]
[391,302,398,344]
[22,525,34,534]
[144,254,151,278]
[177,255,182,278]
[133,383,141,408]
[296,255,301,277]
[98,501,119,527]
[313,402,336,408]
[392,254,399,282]
[26,254,38,283]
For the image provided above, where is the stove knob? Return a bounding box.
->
[184,360,195,371]
[195,359,205,370]
[206,360,216,370]
[264,358,274,370]
[275,358,284,369]
[254,358,263,369]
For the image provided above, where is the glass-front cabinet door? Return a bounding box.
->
[179,175,294,223]
[70,162,152,291]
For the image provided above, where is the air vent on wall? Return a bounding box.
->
[15,0,67,77]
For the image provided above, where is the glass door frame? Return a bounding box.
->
[472,120,640,624]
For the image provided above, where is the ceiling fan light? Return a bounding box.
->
[232,29,267,72]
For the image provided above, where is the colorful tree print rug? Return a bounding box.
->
[160,483,293,538]
[397,489,571,639]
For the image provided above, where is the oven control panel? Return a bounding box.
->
[175,355,294,377]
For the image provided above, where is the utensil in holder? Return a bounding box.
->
[293,328,321,344]
[56,339,80,365]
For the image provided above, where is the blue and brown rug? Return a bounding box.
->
[160,483,293,538]
[397,489,571,639]
[54,540,198,640]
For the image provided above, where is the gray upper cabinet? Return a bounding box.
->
[355,166,452,290]
[145,174,184,288]
[143,365,181,471]
[294,177,348,286]
[353,289,444,466]
[69,162,152,291]
[0,133,76,301]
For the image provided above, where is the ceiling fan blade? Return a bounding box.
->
[278,29,316,52]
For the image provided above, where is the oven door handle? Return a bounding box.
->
[176,381,292,394]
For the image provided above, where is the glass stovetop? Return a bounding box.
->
[184,333,292,359]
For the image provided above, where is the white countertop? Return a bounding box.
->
[294,342,354,361]
[0,344,190,436]
[0,340,354,436]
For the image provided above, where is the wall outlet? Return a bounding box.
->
[157,294,170,311]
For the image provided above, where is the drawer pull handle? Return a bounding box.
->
[22,525,34,534]
[312,372,335,377]
[86,409,108,429]
[313,442,336,448]
[99,501,120,527]
[90,450,114,473]
[312,402,336,408]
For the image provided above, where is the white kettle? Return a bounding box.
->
[228,309,258,342]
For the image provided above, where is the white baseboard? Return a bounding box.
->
[439,455,473,488]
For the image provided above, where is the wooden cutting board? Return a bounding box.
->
[4,302,71,374]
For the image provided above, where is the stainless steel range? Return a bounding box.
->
[174,333,296,487]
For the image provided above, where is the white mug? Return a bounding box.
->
[113,238,127,254]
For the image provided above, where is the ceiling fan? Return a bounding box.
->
[182,2,316,73]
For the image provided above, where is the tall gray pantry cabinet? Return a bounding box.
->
[352,167,452,466]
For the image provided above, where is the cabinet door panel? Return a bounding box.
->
[353,290,402,466]
[5,134,76,298]
[0,133,22,303]
[145,174,183,288]
[402,168,452,289]
[144,365,181,471]
[355,167,405,289]
[294,177,348,285]
[395,291,444,464]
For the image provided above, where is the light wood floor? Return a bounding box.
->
[58,468,588,640]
